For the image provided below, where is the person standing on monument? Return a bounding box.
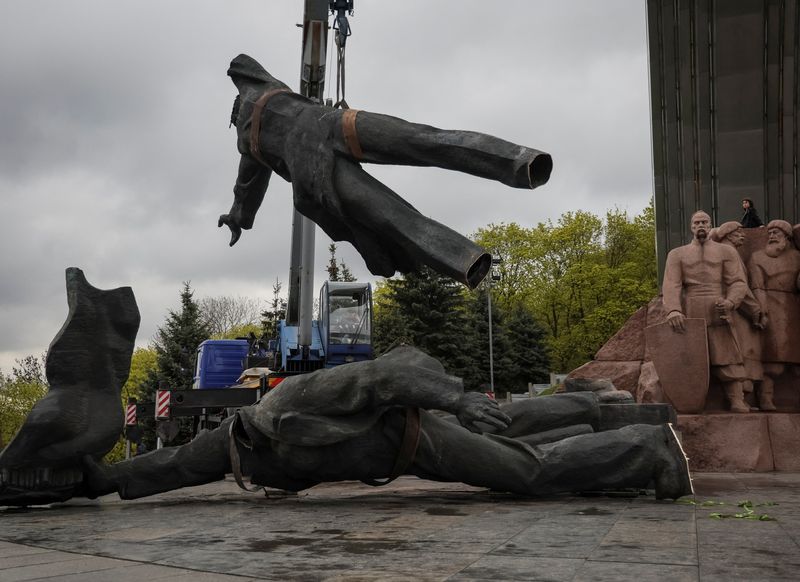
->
[662,211,751,413]
[710,221,765,397]
[740,198,764,228]
[746,220,800,410]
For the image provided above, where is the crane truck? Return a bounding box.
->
[127,0,368,446]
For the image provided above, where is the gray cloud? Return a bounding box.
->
[0,0,653,371]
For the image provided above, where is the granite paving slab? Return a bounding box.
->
[3,474,800,580]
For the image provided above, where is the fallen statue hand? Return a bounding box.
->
[456,392,512,434]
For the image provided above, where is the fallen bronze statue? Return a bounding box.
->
[219,54,554,288]
[0,270,693,507]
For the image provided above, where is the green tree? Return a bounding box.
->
[0,361,48,449]
[139,283,210,448]
[474,201,657,373]
[470,222,536,306]
[10,354,46,386]
[151,282,209,393]
[373,267,480,387]
[326,242,357,282]
[260,278,287,338]
[121,347,158,403]
[501,302,550,389]
[326,243,340,281]
[104,346,159,461]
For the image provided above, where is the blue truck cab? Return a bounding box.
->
[193,282,373,390]
[193,339,250,389]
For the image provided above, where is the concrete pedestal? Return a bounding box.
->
[677,413,800,472]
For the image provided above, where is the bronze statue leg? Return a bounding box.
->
[90,419,234,500]
[346,111,552,189]
[440,392,600,437]
[410,411,684,498]
[495,392,601,437]
[333,158,490,287]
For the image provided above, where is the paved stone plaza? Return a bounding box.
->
[2,473,800,581]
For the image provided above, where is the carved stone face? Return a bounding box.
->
[766,227,788,257]
[691,212,711,242]
[726,227,745,248]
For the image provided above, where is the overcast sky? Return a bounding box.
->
[0,1,652,373]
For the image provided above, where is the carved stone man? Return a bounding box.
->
[662,211,750,412]
[710,221,765,397]
[218,54,553,288]
[746,220,800,410]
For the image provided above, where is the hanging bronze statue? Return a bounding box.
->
[219,54,553,288]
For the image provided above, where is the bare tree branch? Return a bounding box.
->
[198,296,264,337]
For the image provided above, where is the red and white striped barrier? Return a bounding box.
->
[125,403,137,426]
[155,390,170,420]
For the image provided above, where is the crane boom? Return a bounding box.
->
[286,0,331,348]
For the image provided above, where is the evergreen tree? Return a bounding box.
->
[373,267,480,385]
[151,282,209,392]
[339,261,356,282]
[503,303,550,388]
[326,243,340,281]
[141,282,210,448]
[260,278,287,338]
[326,242,357,282]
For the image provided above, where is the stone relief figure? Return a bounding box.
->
[0,271,694,507]
[662,211,751,413]
[746,220,800,411]
[709,221,765,397]
[218,54,553,289]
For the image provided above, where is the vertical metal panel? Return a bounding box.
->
[765,0,781,220]
[665,0,686,248]
[785,0,798,218]
[679,0,699,214]
[715,0,766,223]
[709,0,720,216]
[648,0,671,281]
[794,0,800,218]
[696,0,715,215]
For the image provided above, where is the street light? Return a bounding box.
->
[487,257,502,394]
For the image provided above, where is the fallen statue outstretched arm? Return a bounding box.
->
[266,346,511,434]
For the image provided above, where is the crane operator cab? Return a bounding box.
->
[320,281,373,367]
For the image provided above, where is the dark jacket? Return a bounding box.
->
[741,207,763,228]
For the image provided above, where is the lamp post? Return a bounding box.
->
[487,257,502,394]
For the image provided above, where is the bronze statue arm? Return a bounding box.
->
[219,154,272,246]
[270,347,511,433]
[367,349,511,433]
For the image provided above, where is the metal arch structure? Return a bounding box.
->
[647,0,800,281]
